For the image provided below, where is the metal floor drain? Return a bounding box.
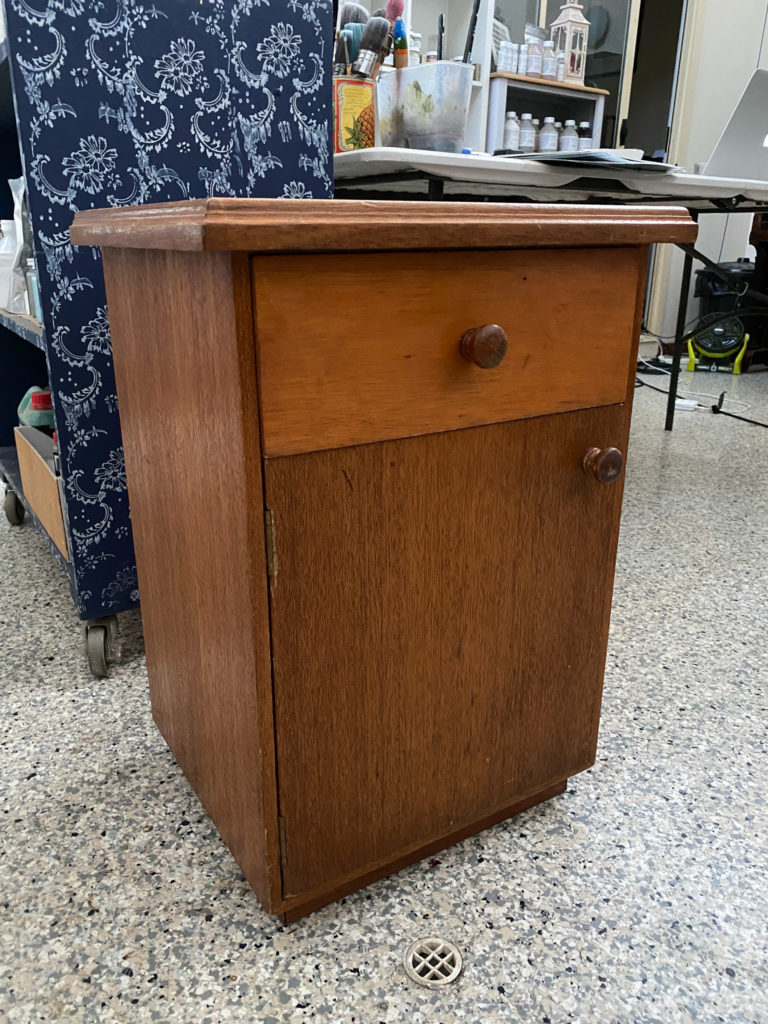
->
[404,937,463,988]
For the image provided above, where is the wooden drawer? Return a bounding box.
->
[252,247,641,457]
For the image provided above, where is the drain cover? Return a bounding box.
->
[404,937,463,988]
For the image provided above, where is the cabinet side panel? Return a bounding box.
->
[101,248,280,910]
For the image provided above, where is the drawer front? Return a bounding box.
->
[252,247,641,457]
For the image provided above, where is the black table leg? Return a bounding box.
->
[665,214,699,431]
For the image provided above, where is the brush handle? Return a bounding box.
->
[437,13,444,61]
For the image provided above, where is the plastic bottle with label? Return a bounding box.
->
[518,112,536,153]
[556,51,566,81]
[532,118,541,150]
[518,43,528,77]
[559,119,579,152]
[542,41,557,80]
[578,122,593,150]
[503,111,520,151]
[539,116,558,152]
[526,39,543,78]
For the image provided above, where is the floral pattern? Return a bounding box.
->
[4,0,332,619]
[154,39,207,96]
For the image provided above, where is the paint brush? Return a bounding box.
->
[344,21,365,63]
[334,29,352,74]
[336,2,369,37]
[352,15,389,77]
[393,17,408,68]
[385,0,404,28]
[437,13,445,61]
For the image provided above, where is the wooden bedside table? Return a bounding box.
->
[71,199,696,920]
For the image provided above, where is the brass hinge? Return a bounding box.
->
[265,509,278,578]
[278,814,288,869]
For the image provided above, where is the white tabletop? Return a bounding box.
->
[334,149,768,207]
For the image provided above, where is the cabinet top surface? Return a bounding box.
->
[70,198,697,253]
[490,72,610,96]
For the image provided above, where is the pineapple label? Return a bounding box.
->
[333,77,376,153]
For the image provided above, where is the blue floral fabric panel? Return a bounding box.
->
[4,0,332,619]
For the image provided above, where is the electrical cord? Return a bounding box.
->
[635,378,768,427]
[635,365,753,411]
[642,307,768,345]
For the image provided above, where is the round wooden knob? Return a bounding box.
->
[459,324,508,369]
[582,447,624,484]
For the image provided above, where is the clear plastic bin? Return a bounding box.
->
[376,61,474,153]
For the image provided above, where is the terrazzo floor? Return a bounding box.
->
[1,367,767,1024]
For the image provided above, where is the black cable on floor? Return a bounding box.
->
[635,378,768,428]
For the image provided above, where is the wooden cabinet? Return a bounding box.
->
[71,198,696,920]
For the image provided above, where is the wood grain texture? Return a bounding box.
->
[279,781,567,921]
[70,198,698,253]
[100,247,282,910]
[14,427,69,558]
[264,403,629,899]
[253,247,639,456]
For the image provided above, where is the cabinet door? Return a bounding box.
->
[264,404,628,900]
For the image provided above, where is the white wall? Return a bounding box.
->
[645,0,768,337]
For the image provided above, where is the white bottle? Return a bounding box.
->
[409,31,423,66]
[518,112,536,153]
[542,41,557,80]
[518,43,528,77]
[559,119,579,152]
[503,111,520,151]
[526,39,542,78]
[539,116,558,152]
[556,51,566,81]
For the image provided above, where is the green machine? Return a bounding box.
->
[687,315,749,374]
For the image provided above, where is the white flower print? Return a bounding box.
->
[256,22,301,78]
[282,180,311,198]
[81,306,111,356]
[95,449,126,493]
[62,135,118,193]
[154,38,205,96]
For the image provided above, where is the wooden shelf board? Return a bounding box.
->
[0,308,45,350]
[490,72,609,97]
[0,444,72,575]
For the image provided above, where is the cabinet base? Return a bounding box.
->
[278,779,568,922]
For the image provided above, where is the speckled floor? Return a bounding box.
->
[2,368,767,1024]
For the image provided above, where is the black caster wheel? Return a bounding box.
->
[85,615,119,678]
[4,487,25,526]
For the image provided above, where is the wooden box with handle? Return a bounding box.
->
[70,199,696,920]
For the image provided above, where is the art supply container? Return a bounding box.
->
[376,61,474,152]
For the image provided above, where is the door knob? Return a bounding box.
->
[459,324,508,368]
[582,447,624,484]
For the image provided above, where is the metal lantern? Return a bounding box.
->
[550,0,590,85]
